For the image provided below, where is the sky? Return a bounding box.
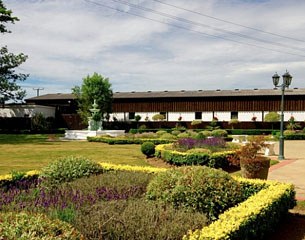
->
[2,0,305,99]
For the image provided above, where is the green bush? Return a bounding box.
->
[87,136,175,145]
[283,130,296,135]
[152,114,165,121]
[212,129,228,137]
[171,130,181,136]
[141,142,155,158]
[0,211,84,239]
[156,130,167,136]
[160,132,176,140]
[147,166,243,220]
[186,148,211,154]
[200,130,212,137]
[75,198,207,240]
[177,132,189,138]
[39,156,103,186]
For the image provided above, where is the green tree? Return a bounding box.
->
[0,1,28,103]
[264,112,280,122]
[72,73,113,124]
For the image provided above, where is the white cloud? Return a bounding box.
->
[2,0,305,99]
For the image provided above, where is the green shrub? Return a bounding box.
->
[171,130,181,136]
[200,130,212,137]
[284,130,296,135]
[128,128,138,134]
[156,130,167,136]
[39,156,103,187]
[147,166,243,220]
[212,129,228,137]
[160,132,176,140]
[186,148,211,154]
[0,211,84,239]
[177,132,189,138]
[75,198,207,240]
[141,142,155,158]
[87,136,174,145]
[152,114,165,121]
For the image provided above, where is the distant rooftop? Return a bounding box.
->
[25,88,305,101]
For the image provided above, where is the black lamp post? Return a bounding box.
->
[272,71,293,160]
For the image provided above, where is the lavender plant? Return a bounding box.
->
[174,137,227,152]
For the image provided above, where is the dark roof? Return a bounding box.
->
[113,88,305,99]
[26,93,76,101]
[25,88,305,101]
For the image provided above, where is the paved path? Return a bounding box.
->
[268,140,305,200]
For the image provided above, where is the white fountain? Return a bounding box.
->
[64,100,125,140]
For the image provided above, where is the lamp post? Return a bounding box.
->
[272,71,293,160]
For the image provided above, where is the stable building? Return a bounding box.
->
[25,88,305,128]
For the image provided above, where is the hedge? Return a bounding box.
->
[89,164,296,240]
[184,178,295,240]
[0,164,296,240]
[155,144,235,168]
[87,136,175,145]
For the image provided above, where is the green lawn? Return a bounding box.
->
[0,134,149,175]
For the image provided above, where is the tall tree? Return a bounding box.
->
[0,1,28,103]
[72,73,113,124]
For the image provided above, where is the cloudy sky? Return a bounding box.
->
[2,0,305,99]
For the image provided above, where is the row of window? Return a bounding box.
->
[128,112,239,120]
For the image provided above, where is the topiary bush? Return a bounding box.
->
[211,129,228,137]
[0,211,84,239]
[141,142,155,158]
[146,166,243,220]
[39,156,103,187]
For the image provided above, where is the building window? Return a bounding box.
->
[129,112,135,120]
[195,112,202,120]
[231,111,238,119]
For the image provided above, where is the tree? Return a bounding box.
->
[72,73,113,124]
[0,1,28,103]
[264,112,280,122]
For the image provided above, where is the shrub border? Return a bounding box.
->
[155,144,235,168]
[87,136,175,145]
[0,164,295,240]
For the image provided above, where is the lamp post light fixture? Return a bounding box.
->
[272,71,293,160]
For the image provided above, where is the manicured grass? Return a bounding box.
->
[0,134,149,175]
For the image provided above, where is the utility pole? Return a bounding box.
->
[33,88,44,97]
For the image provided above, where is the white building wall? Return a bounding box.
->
[168,112,194,122]
[238,112,263,122]
[0,105,55,118]
[287,111,305,121]
[214,112,231,121]
[110,111,305,122]
[202,112,214,121]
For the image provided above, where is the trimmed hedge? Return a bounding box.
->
[87,136,175,145]
[89,163,296,240]
[155,144,235,168]
[184,178,295,240]
[284,133,305,140]
[0,164,296,240]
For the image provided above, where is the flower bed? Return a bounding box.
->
[0,164,295,239]
[100,164,295,240]
[87,136,174,145]
[155,144,235,168]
